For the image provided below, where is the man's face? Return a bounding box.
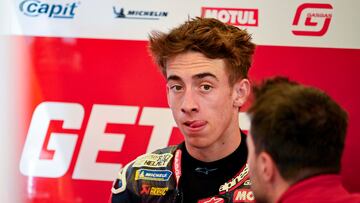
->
[166,51,240,149]
[247,133,269,203]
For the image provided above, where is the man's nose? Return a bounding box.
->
[181,90,199,114]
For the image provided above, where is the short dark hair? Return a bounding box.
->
[149,17,256,85]
[248,77,348,181]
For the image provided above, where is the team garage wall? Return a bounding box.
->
[1,0,359,202]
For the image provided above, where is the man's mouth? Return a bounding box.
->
[184,120,207,128]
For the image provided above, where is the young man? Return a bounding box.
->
[247,77,360,203]
[111,17,256,203]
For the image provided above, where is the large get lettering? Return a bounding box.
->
[19,101,249,181]
[73,104,139,180]
[19,102,84,178]
[19,102,177,181]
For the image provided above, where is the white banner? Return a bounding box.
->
[3,0,360,49]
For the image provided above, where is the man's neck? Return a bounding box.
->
[270,174,291,203]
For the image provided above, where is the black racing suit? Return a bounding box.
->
[111,132,253,203]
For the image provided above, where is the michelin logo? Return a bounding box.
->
[135,169,172,181]
[19,0,79,19]
[113,7,168,20]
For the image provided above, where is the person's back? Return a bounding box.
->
[246,77,360,203]
[278,174,360,203]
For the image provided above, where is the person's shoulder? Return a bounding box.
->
[131,145,179,168]
[150,144,179,154]
[110,144,181,202]
[111,145,180,191]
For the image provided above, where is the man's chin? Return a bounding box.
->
[184,137,210,149]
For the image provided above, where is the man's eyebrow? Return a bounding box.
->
[167,72,219,82]
[167,75,182,82]
[193,72,219,81]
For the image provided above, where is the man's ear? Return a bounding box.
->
[233,78,250,107]
[258,152,277,183]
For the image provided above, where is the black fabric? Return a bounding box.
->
[180,131,248,203]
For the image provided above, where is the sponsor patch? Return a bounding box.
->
[135,169,172,181]
[173,149,182,187]
[133,153,173,168]
[219,164,249,194]
[150,187,168,196]
[243,179,251,186]
[140,183,168,196]
[140,183,151,195]
[198,196,224,203]
[233,189,255,202]
[195,167,218,175]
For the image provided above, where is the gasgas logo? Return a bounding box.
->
[19,0,80,19]
[19,102,250,181]
[292,3,333,36]
[201,7,258,27]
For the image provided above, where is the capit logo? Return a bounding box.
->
[292,3,333,36]
[201,7,258,27]
[19,0,79,19]
[113,6,168,20]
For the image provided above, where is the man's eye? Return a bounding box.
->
[200,84,213,91]
[170,85,183,92]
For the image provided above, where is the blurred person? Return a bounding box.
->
[110,17,256,203]
[247,77,360,203]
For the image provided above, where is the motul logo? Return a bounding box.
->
[292,3,333,36]
[233,189,255,202]
[201,7,258,26]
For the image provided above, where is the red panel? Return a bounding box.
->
[18,37,360,202]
